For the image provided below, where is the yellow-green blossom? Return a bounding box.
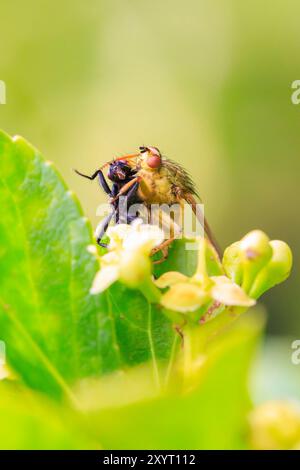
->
[90,225,292,324]
[90,220,164,294]
[211,275,256,307]
[154,238,255,313]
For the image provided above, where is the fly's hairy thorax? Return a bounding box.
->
[137,167,177,205]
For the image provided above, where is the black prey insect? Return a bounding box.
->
[74,159,141,246]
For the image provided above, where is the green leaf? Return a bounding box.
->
[0,130,119,400]
[80,312,264,449]
[0,130,178,399]
[96,237,223,382]
[0,129,247,420]
[0,383,97,449]
[99,284,176,387]
[153,238,223,278]
[153,239,198,277]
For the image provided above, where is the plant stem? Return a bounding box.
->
[139,278,162,303]
[181,306,247,385]
[197,306,247,346]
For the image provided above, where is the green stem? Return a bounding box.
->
[164,333,180,390]
[197,306,247,346]
[242,270,255,294]
[139,277,162,303]
[181,306,247,384]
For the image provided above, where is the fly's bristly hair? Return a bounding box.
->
[161,156,201,200]
[159,154,221,256]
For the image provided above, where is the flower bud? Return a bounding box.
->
[249,240,293,299]
[222,242,243,285]
[239,230,272,293]
[249,401,300,450]
[119,250,151,289]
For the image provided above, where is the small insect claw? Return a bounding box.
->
[151,239,174,264]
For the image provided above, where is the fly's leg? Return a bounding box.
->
[151,237,175,264]
[151,238,175,255]
[125,179,140,203]
[152,245,169,265]
[110,176,141,203]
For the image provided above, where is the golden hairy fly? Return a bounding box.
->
[111,146,221,256]
[135,156,199,205]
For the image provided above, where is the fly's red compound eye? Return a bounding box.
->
[146,146,162,168]
[147,155,161,168]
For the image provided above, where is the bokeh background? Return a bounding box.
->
[1,0,299,400]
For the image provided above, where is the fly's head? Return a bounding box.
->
[139,146,162,171]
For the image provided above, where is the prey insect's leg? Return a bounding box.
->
[95,209,115,246]
[117,181,140,223]
[74,168,100,180]
[111,182,119,198]
[127,214,139,223]
[115,207,138,225]
[118,210,139,225]
[74,168,111,195]
[97,170,111,195]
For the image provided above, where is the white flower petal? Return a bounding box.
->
[123,225,164,252]
[130,218,144,229]
[101,251,120,266]
[90,223,164,294]
[90,266,119,294]
[87,244,97,255]
[106,224,133,249]
[106,223,132,239]
[211,275,256,307]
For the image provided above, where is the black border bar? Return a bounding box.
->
[0,450,299,465]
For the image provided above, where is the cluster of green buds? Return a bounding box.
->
[223,230,292,300]
[90,224,292,326]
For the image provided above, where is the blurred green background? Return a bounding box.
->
[0,0,299,343]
